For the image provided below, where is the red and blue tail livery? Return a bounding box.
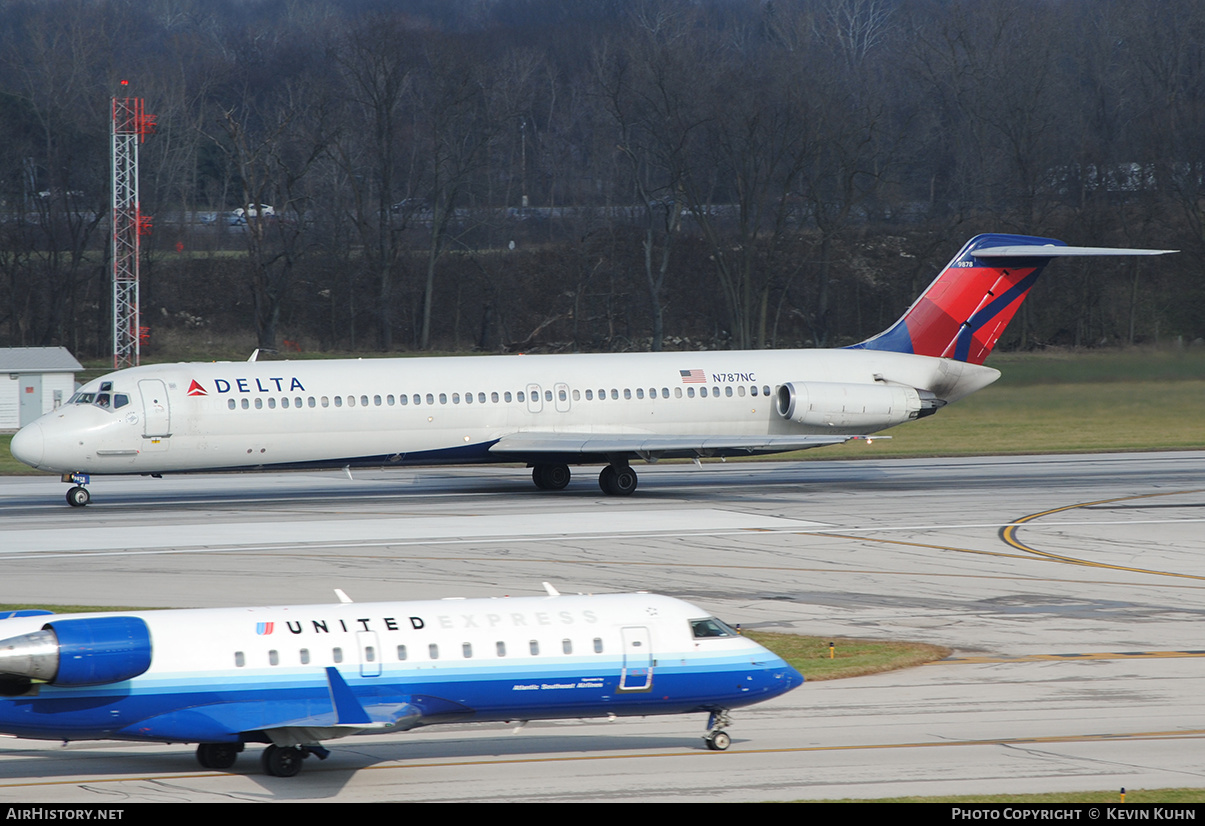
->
[851,234,1174,364]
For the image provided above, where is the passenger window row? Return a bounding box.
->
[224,386,774,410]
[234,636,607,667]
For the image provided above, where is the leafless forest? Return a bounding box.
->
[2,0,1203,359]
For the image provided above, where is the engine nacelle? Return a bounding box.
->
[776,381,923,429]
[0,616,152,688]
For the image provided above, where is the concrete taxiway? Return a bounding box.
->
[0,451,1203,801]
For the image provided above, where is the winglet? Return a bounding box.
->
[334,589,353,604]
[324,667,372,725]
[542,582,561,597]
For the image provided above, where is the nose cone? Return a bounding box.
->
[757,657,804,697]
[9,422,44,469]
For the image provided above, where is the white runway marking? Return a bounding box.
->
[0,508,826,554]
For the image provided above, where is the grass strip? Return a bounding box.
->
[746,631,950,681]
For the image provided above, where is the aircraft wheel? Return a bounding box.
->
[197,742,240,770]
[261,744,305,777]
[66,486,90,508]
[704,730,731,751]
[599,465,637,496]
[533,464,571,491]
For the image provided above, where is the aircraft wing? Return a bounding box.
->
[489,432,879,460]
[114,668,448,744]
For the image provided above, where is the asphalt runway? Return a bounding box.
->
[1,451,1203,802]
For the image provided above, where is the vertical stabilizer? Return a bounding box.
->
[852,234,1060,364]
[851,234,1176,364]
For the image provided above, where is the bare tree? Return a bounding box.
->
[592,19,695,351]
[411,35,516,350]
[0,0,112,351]
[329,16,417,351]
[205,75,336,350]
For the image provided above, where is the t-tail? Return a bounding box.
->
[851,234,1176,365]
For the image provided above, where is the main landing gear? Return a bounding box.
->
[261,744,305,777]
[529,461,640,496]
[195,742,330,776]
[532,463,571,490]
[196,742,243,770]
[598,463,637,496]
[703,709,733,751]
[261,743,329,777]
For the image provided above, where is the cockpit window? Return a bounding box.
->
[690,617,738,639]
[71,389,128,411]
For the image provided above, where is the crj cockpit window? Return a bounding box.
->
[690,617,738,639]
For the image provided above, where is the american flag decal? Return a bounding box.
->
[679,369,706,383]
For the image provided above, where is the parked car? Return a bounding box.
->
[228,205,275,225]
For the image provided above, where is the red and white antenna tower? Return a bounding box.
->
[111,86,155,369]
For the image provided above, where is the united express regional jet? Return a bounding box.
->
[9,234,1174,506]
[0,589,802,776]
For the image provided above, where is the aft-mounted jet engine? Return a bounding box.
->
[0,616,152,696]
[776,381,944,429]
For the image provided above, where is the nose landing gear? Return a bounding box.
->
[62,473,91,508]
[703,709,733,751]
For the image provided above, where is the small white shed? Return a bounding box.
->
[0,347,85,429]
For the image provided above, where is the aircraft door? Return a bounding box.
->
[138,379,171,437]
[554,382,571,413]
[357,631,382,677]
[618,626,653,691]
[526,383,543,414]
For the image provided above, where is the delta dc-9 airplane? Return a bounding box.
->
[0,588,802,776]
[9,234,1175,506]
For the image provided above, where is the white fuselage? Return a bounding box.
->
[0,593,803,745]
[11,348,998,476]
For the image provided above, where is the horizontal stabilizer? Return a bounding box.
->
[975,245,1177,258]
